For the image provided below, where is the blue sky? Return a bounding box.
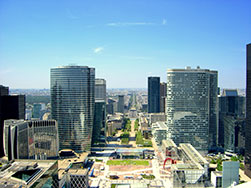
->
[0,0,250,89]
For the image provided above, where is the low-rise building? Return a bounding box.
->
[152,122,168,145]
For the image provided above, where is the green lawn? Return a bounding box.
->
[107,160,149,166]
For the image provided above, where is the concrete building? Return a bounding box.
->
[148,113,166,125]
[0,160,58,187]
[152,122,168,145]
[4,119,59,160]
[245,43,251,177]
[51,66,95,152]
[211,161,239,188]
[169,143,209,187]
[0,85,25,157]
[95,78,106,101]
[166,67,218,152]
[148,77,160,113]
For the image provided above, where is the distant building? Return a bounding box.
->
[51,66,95,152]
[218,89,246,152]
[92,99,106,146]
[117,95,124,113]
[166,67,218,152]
[245,43,251,177]
[0,85,25,157]
[148,77,160,113]
[160,82,167,113]
[32,103,42,119]
[152,122,168,145]
[95,78,106,101]
[148,113,166,125]
[4,119,59,160]
[106,98,116,114]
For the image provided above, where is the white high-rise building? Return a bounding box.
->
[166,67,218,152]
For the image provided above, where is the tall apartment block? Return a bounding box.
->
[245,43,251,177]
[0,85,25,157]
[117,95,124,113]
[148,77,160,113]
[4,119,59,160]
[51,66,95,152]
[166,67,218,152]
[160,82,167,113]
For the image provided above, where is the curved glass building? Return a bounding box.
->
[51,66,95,152]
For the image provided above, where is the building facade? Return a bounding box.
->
[92,100,106,146]
[51,66,95,152]
[148,77,160,113]
[160,82,167,113]
[4,119,59,160]
[117,95,124,113]
[166,67,218,152]
[95,78,106,101]
[0,85,25,157]
[245,43,251,177]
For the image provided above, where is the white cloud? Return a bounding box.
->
[107,22,154,27]
[94,47,104,54]
[162,19,167,25]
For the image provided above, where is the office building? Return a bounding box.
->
[117,95,124,113]
[166,67,218,152]
[148,77,160,113]
[245,43,251,177]
[160,82,167,113]
[0,85,25,157]
[218,89,246,151]
[51,66,95,152]
[95,78,106,101]
[92,99,106,146]
[4,119,59,160]
[106,98,116,114]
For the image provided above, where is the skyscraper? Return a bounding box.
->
[117,95,124,113]
[166,67,218,152]
[245,43,251,177]
[0,85,25,157]
[148,77,160,113]
[95,79,106,101]
[160,82,167,113]
[51,66,95,152]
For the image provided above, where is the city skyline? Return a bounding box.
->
[0,0,250,89]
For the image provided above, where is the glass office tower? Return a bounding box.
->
[51,66,95,152]
[166,67,218,152]
[148,77,160,113]
[245,43,251,177]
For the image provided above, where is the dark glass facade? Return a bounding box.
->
[148,77,160,113]
[245,43,251,177]
[51,66,95,152]
[92,100,106,146]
